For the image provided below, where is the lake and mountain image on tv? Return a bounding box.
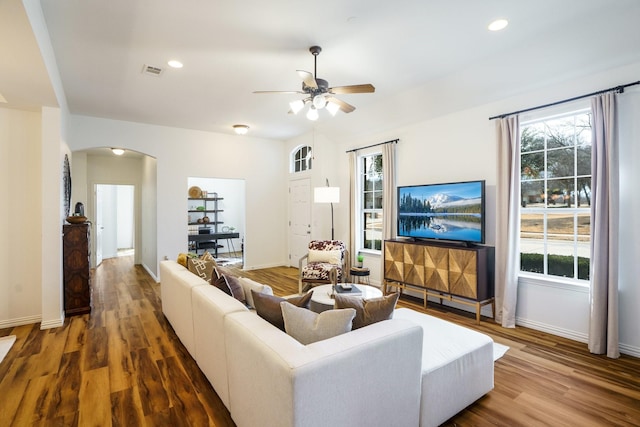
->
[397,180,485,243]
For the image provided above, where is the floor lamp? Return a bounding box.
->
[314,179,340,240]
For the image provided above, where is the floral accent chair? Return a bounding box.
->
[298,240,349,294]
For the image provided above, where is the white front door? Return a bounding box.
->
[289,178,311,268]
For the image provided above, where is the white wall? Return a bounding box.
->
[68,115,289,275]
[141,155,157,278]
[0,108,43,328]
[301,61,640,357]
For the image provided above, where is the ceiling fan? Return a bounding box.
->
[253,46,375,120]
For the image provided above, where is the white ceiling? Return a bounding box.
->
[2,0,640,141]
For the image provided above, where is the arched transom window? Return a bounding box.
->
[291,145,312,173]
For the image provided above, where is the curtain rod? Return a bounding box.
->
[488,80,640,120]
[345,139,398,153]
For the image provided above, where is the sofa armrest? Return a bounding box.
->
[225,312,422,427]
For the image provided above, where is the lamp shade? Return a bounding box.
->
[314,187,340,204]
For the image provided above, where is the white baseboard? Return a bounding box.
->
[243,262,284,271]
[40,316,64,329]
[516,317,589,343]
[0,315,42,329]
[619,343,640,358]
[142,263,159,282]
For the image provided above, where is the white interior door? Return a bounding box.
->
[95,185,104,265]
[96,184,118,261]
[289,178,311,267]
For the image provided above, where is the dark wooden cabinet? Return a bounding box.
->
[383,239,495,323]
[63,223,91,316]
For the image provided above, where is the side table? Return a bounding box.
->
[350,266,370,285]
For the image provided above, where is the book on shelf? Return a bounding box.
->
[335,284,362,296]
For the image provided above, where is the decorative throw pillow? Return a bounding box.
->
[214,265,235,280]
[211,274,232,296]
[308,249,342,265]
[280,302,355,345]
[252,291,313,331]
[177,253,189,268]
[334,292,399,329]
[239,277,273,309]
[200,251,216,263]
[222,274,246,304]
[187,257,216,283]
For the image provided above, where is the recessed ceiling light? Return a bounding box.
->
[168,60,183,69]
[233,124,249,135]
[488,19,509,32]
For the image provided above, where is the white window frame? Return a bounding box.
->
[290,145,312,173]
[357,152,383,254]
[519,106,592,287]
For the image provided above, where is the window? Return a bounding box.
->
[291,145,312,173]
[359,153,383,251]
[520,108,592,282]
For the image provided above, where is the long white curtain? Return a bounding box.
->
[382,142,396,242]
[349,151,357,265]
[495,116,520,328]
[589,92,619,358]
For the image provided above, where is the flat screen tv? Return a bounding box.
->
[397,180,485,244]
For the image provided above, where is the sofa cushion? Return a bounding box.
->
[252,290,312,331]
[281,302,355,345]
[188,257,216,283]
[223,274,246,304]
[334,292,399,329]
[239,277,273,308]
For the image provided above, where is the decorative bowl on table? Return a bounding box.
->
[66,215,87,224]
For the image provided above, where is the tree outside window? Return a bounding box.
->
[520,109,591,281]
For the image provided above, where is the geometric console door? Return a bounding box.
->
[383,239,495,323]
[62,223,92,316]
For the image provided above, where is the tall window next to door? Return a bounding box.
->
[520,108,592,282]
[360,153,383,251]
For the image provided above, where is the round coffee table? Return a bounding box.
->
[309,284,383,313]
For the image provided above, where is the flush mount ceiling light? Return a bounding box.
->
[233,124,250,135]
[488,18,509,31]
[111,148,125,156]
[254,46,375,121]
[168,60,183,68]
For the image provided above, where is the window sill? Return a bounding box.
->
[518,273,589,293]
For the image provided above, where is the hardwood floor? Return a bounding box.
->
[1,257,639,426]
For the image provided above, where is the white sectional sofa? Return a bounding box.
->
[160,260,423,427]
[159,260,494,427]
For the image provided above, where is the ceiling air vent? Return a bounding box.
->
[142,64,164,77]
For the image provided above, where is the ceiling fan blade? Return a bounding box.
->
[327,97,356,114]
[329,84,375,94]
[253,90,305,94]
[296,70,317,89]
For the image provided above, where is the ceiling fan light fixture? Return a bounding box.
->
[326,101,340,116]
[290,99,305,114]
[306,106,319,121]
[312,95,327,109]
[233,124,250,135]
